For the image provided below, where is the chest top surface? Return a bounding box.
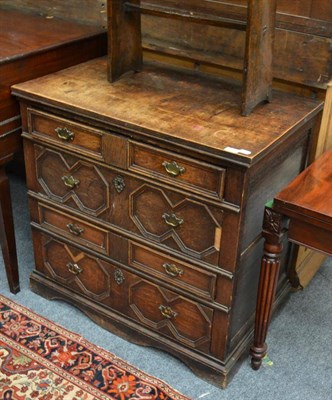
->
[12,57,323,165]
[0,9,104,64]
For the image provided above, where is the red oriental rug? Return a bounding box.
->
[0,295,191,400]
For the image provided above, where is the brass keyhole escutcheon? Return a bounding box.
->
[67,223,84,236]
[114,269,125,285]
[67,263,83,275]
[55,127,75,142]
[163,263,183,278]
[159,305,178,319]
[62,175,80,189]
[162,161,185,177]
[162,213,184,228]
[113,175,125,193]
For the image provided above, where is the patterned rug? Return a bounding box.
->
[0,295,190,400]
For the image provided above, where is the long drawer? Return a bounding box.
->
[25,141,224,266]
[33,231,213,353]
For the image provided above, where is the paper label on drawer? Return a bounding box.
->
[223,146,252,155]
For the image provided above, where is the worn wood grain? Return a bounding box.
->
[242,0,276,115]
[12,58,323,165]
[107,0,142,82]
[0,0,107,27]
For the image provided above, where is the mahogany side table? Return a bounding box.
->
[0,8,106,293]
[250,148,332,369]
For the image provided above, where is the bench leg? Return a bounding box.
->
[250,207,283,370]
[0,167,20,293]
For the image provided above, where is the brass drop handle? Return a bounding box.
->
[163,263,183,278]
[55,127,75,142]
[162,161,185,177]
[67,263,83,275]
[67,223,84,236]
[159,305,178,319]
[162,213,184,228]
[62,175,80,189]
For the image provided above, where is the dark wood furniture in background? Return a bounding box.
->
[0,8,107,293]
[12,57,322,387]
[250,149,332,370]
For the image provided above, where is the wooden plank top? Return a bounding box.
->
[274,149,332,225]
[0,9,104,64]
[12,57,323,165]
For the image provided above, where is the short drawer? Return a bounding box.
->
[28,108,105,159]
[129,142,225,200]
[129,242,217,301]
[36,202,110,255]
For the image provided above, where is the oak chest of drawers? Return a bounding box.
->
[12,58,323,387]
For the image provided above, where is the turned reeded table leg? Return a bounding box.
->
[250,207,284,370]
[0,166,20,293]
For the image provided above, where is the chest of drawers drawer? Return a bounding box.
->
[28,108,106,160]
[129,142,226,200]
[26,141,224,266]
[128,242,217,301]
[34,201,110,256]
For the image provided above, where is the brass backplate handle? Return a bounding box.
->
[159,305,178,319]
[67,223,84,236]
[163,263,184,278]
[67,263,83,275]
[62,175,80,189]
[162,213,184,228]
[55,127,75,142]
[162,161,186,177]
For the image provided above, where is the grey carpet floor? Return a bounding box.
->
[0,172,331,400]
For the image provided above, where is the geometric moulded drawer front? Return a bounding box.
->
[129,184,223,265]
[41,235,111,301]
[129,279,213,352]
[36,146,109,217]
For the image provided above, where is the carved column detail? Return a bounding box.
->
[250,206,284,370]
